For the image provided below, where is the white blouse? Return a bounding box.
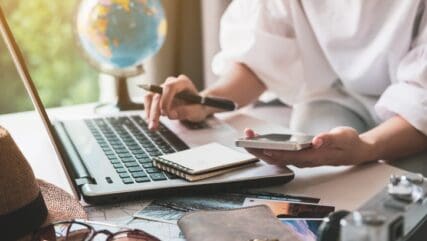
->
[212,0,427,135]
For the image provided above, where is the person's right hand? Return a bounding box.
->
[144,75,210,131]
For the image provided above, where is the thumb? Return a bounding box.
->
[313,127,354,148]
[244,128,256,139]
[174,105,205,122]
[312,132,335,149]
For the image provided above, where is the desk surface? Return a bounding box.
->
[0,103,406,211]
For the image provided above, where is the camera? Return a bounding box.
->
[340,211,403,241]
[339,173,427,241]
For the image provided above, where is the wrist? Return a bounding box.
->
[359,133,382,162]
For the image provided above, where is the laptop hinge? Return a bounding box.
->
[53,121,97,186]
[75,177,93,186]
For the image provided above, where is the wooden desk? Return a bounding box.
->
[0,103,409,239]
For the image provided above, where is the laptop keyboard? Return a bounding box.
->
[84,115,188,184]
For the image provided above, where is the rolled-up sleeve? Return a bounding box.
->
[212,0,304,104]
[375,43,427,135]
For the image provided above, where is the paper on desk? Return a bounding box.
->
[128,218,185,241]
[85,200,150,224]
[84,200,184,240]
[133,191,319,224]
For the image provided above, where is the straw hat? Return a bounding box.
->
[0,127,87,241]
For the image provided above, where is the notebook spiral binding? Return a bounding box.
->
[152,157,194,179]
[153,157,194,173]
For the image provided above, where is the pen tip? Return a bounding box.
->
[139,83,150,90]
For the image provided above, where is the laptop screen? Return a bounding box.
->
[0,4,81,199]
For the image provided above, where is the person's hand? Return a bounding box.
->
[144,75,210,130]
[243,127,374,168]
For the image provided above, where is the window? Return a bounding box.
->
[0,0,99,114]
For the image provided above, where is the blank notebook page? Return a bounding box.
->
[159,142,256,174]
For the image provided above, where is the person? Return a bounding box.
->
[144,0,427,168]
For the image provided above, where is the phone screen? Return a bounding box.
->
[279,218,322,241]
[253,134,314,143]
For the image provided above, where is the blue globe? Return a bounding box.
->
[76,0,167,75]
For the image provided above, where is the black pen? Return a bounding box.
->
[139,84,237,111]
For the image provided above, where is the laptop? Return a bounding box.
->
[0,7,294,204]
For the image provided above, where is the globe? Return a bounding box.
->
[75,0,167,76]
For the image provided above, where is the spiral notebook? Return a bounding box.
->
[152,143,258,181]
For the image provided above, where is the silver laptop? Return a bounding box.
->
[0,7,294,204]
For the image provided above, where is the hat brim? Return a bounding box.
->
[17,180,87,241]
[38,179,87,224]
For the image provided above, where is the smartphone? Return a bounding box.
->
[235,133,314,151]
[243,198,334,218]
[279,218,323,240]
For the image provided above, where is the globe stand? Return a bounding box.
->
[94,76,144,114]
[115,76,144,110]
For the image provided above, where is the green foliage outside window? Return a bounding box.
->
[0,0,99,114]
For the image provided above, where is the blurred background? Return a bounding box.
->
[0,0,231,114]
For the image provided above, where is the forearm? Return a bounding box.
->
[360,116,427,161]
[200,63,266,115]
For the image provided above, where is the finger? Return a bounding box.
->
[313,127,357,148]
[160,75,195,116]
[262,148,317,163]
[261,148,323,168]
[245,148,290,167]
[167,109,179,120]
[244,128,256,138]
[149,93,161,130]
[312,132,329,149]
[160,77,178,115]
[143,93,153,120]
[293,160,319,168]
[170,104,204,122]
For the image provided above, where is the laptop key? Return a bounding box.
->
[116,168,127,173]
[99,143,109,148]
[122,178,134,184]
[135,177,151,183]
[142,162,154,168]
[109,140,122,145]
[128,166,143,172]
[163,149,175,154]
[119,153,132,158]
[131,172,147,178]
[119,173,130,178]
[165,172,179,179]
[122,157,136,163]
[137,158,152,164]
[112,144,125,148]
[102,147,111,152]
[113,163,123,168]
[145,167,161,174]
[129,146,141,151]
[107,154,117,160]
[132,150,146,155]
[135,153,149,159]
[110,159,120,164]
[124,162,139,168]
[115,149,129,154]
[149,173,167,181]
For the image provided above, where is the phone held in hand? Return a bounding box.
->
[235,134,314,151]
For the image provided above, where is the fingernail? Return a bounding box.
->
[149,121,153,130]
[170,110,177,119]
[314,138,323,149]
[263,150,273,157]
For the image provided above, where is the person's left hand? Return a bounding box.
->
[244,127,374,168]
